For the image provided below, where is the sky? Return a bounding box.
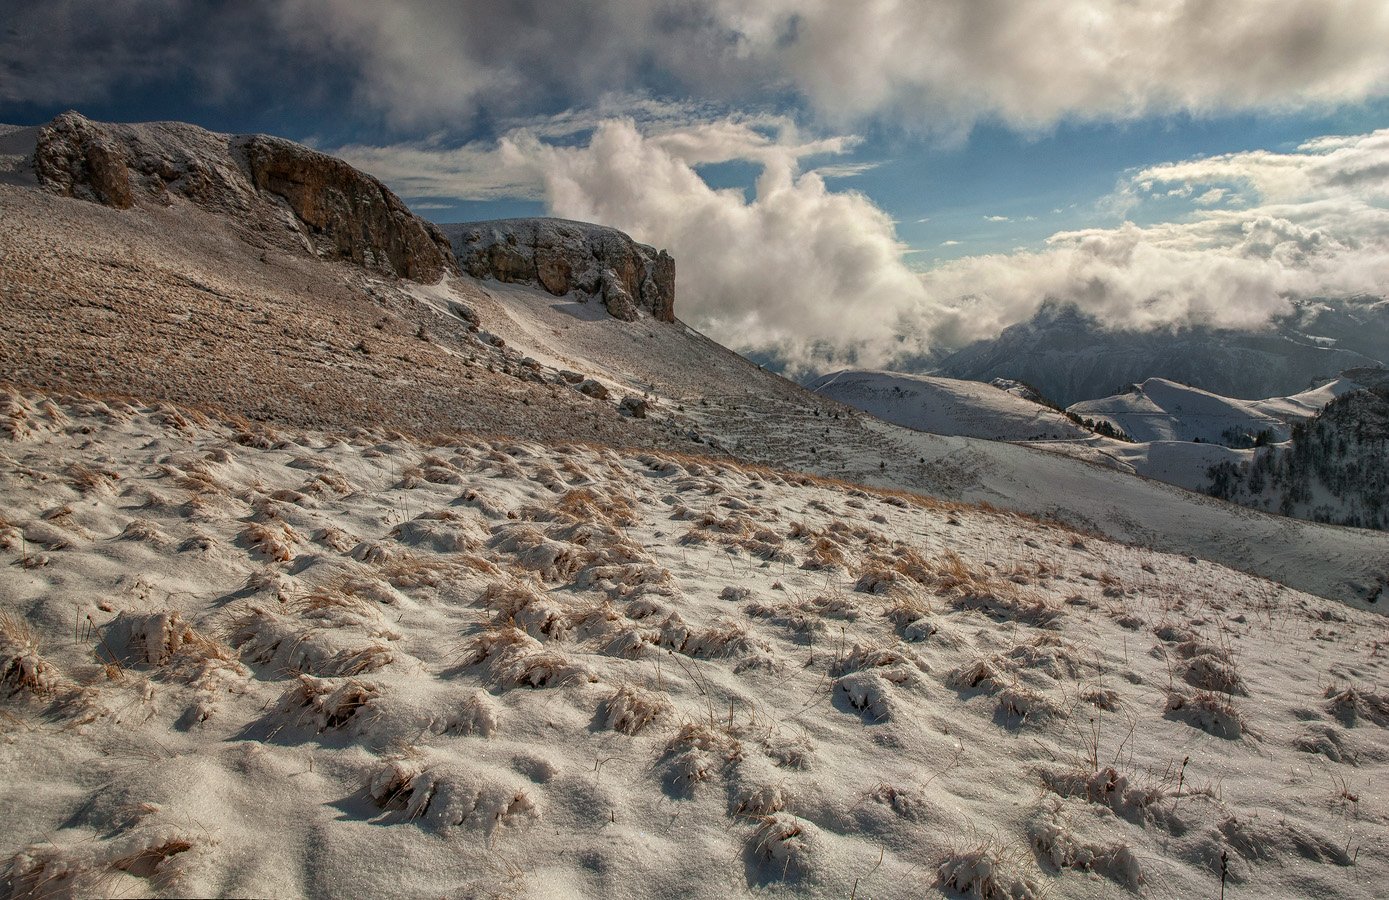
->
[3,1,1389,373]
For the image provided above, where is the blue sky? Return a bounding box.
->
[4,1,1388,370]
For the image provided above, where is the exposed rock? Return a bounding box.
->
[576,380,610,400]
[445,218,676,322]
[619,396,652,419]
[32,111,457,283]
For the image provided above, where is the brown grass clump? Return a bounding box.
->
[937,837,1039,900]
[747,813,819,881]
[462,627,594,689]
[368,754,541,834]
[0,612,60,698]
[1029,797,1143,889]
[276,674,379,732]
[1325,685,1389,727]
[6,828,199,899]
[481,580,570,641]
[227,603,396,678]
[662,722,745,793]
[390,513,484,553]
[941,565,1062,628]
[109,610,241,675]
[599,683,673,735]
[238,521,301,562]
[489,524,585,582]
[947,656,1009,692]
[1164,690,1249,740]
[66,462,120,495]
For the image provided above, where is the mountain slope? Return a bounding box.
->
[1208,387,1389,530]
[806,370,1091,441]
[1068,378,1294,444]
[1,115,1385,611]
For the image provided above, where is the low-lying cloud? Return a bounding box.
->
[921,130,1389,347]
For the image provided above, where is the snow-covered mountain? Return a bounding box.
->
[1067,377,1306,445]
[3,114,1388,900]
[934,300,1389,406]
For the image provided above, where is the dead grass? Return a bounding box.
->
[0,611,60,698]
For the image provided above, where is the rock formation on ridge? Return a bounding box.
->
[32,111,457,282]
[446,218,676,322]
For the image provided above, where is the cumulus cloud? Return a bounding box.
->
[340,114,935,371]
[6,1,1389,132]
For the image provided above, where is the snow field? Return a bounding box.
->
[0,389,1386,899]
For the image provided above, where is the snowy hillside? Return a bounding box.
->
[1068,378,1295,445]
[807,370,1091,441]
[3,116,1386,607]
[2,390,1387,899]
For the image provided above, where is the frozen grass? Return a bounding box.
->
[0,611,59,697]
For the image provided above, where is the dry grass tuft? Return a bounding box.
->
[0,612,60,698]
[662,721,745,793]
[1164,690,1249,740]
[1325,684,1389,727]
[937,836,1039,899]
[462,627,595,689]
[599,683,673,735]
[276,674,379,731]
[238,521,301,562]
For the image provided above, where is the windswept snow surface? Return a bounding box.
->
[2,390,1387,899]
[807,370,1090,441]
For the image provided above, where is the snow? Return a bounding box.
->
[1067,378,1293,444]
[1,390,1386,899]
[807,370,1090,441]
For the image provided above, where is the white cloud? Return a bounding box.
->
[341,115,935,372]
[983,215,1010,222]
[918,129,1389,345]
[6,2,1389,132]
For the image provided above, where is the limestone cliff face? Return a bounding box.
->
[446,218,676,322]
[32,112,457,283]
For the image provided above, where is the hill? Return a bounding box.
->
[806,370,1092,441]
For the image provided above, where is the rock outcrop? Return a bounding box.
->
[446,218,675,322]
[32,112,457,283]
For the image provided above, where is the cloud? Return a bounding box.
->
[5,1,1389,133]
[918,129,1389,346]
[344,121,1389,368]
[531,120,938,371]
[343,115,936,371]
[983,215,1010,222]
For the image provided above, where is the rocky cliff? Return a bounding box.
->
[32,112,457,283]
[445,218,675,322]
